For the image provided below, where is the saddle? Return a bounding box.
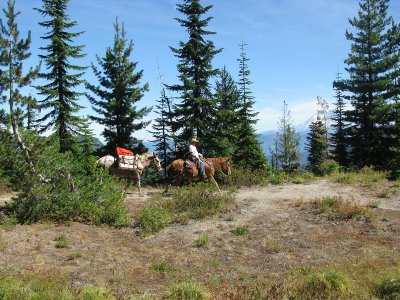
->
[184,160,199,177]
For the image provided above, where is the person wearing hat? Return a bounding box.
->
[189,138,207,179]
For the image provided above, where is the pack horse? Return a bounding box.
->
[97,151,161,196]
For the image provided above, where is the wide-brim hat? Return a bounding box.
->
[190,138,199,143]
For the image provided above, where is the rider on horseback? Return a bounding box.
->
[189,138,207,179]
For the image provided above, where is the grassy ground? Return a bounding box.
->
[0,176,399,299]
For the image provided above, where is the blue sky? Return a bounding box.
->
[8,0,400,141]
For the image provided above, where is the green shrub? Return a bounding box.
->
[6,148,130,227]
[231,226,248,236]
[303,270,351,299]
[137,206,171,234]
[193,235,211,248]
[375,274,400,300]
[221,168,268,188]
[170,183,235,219]
[165,282,210,300]
[269,171,285,185]
[319,159,340,176]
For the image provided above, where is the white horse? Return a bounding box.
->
[97,152,161,196]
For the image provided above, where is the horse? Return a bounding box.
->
[164,157,231,193]
[97,152,161,196]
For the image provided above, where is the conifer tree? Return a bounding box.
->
[273,101,301,174]
[168,0,221,155]
[233,42,267,169]
[386,20,400,177]
[0,0,46,182]
[209,66,240,157]
[306,116,328,175]
[86,19,150,153]
[36,0,88,153]
[0,0,40,129]
[330,72,348,166]
[149,87,174,171]
[333,0,397,168]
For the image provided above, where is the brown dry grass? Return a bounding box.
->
[0,179,399,298]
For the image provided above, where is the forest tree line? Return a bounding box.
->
[0,0,399,223]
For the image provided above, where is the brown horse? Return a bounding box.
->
[164,157,231,193]
[97,152,161,196]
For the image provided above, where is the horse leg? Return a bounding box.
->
[209,175,220,192]
[135,174,144,197]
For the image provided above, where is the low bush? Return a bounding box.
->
[136,206,171,235]
[221,168,269,187]
[165,282,210,300]
[375,274,400,299]
[6,147,130,227]
[315,196,367,220]
[269,171,286,185]
[319,159,340,176]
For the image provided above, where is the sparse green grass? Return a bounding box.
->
[193,235,211,248]
[302,270,351,299]
[315,196,368,220]
[291,172,315,184]
[165,282,210,300]
[150,260,175,273]
[54,233,69,249]
[0,237,6,252]
[367,199,381,208]
[0,272,113,300]
[0,216,18,231]
[376,188,391,198]
[231,226,248,236]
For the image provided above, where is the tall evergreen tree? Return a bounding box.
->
[0,0,46,182]
[333,0,396,168]
[35,0,88,153]
[86,20,150,153]
[149,87,174,171]
[306,116,328,175]
[386,20,400,177]
[168,0,222,155]
[209,66,240,157]
[233,42,267,169]
[330,72,348,166]
[0,0,40,129]
[273,101,301,174]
